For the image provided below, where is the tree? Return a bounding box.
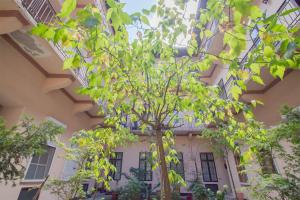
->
[0,116,64,184]
[46,127,136,199]
[32,0,299,199]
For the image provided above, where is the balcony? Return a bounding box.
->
[18,0,109,87]
[223,0,299,98]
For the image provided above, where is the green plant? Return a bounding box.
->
[118,168,160,200]
[250,106,300,200]
[0,116,64,184]
[45,173,88,200]
[189,179,227,200]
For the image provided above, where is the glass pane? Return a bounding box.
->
[116,152,122,159]
[140,160,145,169]
[25,164,37,180]
[30,155,39,164]
[18,188,39,200]
[200,153,207,160]
[201,162,210,182]
[116,160,121,171]
[35,165,46,179]
[209,161,217,181]
[38,152,49,164]
[140,152,146,159]
[207,153,214,160]
[178,152,183,159]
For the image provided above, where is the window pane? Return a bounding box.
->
[24,164,37,180]
[208,161,217,181]
[201,162,210,182]
[207,153,214,160]
[30,155,39,164]
[38,152,49,164]
[35,165,46,179]
[18,188,39,200]
[200,153,207,160]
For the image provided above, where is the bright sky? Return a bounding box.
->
[121,0,199,46]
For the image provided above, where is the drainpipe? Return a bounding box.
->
[224,147,238,199]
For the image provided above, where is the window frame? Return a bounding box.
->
[139,152,153,181]
[200,152,218,182]
[109,152,123,181]
[23,144,56,182]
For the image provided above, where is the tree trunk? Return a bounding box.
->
[156,130,171,200]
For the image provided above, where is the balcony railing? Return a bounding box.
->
[19,0,98,87]
[223,0,299,98]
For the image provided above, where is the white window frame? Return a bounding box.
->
[22,116,65,182]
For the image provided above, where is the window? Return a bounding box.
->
[170,152,185,180]
[18,188,39,200]
[205,184,219,193]
[258,149,277,174]
[109,152,123,180]
[218,79,227,99]
[234,152,248,183]
[25,145,55,180]
[200,153,218,182]
[139,152,152,181]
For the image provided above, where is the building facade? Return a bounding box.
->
[0,0,299,199]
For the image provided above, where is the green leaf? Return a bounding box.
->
[252,75,264,85]
[140,15,150,26]
[280,7,300,17]
[63,57,74,69]
[249,63,261,75]
[230,85,242,100]
[31,23,48,36]
[284,42,296,59]
[270,65,285,79]
[59,0,77,18]
[250,6,263,20]
[264,46,274,58]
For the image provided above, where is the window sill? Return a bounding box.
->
[240,182,250,187]
[20,179,44,185]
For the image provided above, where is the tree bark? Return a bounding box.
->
[156,130,171,200]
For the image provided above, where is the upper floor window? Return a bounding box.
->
[24,145,55,180]
[109,152,123,180]
[258,149,277,174]
[218,79,227,99]
[18,187,39,200]
[234,152,248,183]
[200,153,218,182]
[139,152,152,181]
[169,152,185,180]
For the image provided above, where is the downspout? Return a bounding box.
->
[224,147,238,199]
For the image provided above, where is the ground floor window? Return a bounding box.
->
[139,152,152,181]
[170,152,185,180]
[18,187,39,200]
[109,152,123,180]
[200,153,218,182]
[24,145,55,180]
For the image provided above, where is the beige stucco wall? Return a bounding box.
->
[0,35,93,199]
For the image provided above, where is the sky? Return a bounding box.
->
[121,0,199,46]
[121,0,156,42]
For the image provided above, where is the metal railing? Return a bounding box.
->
[223,0,299,97]
[20,0,93,86]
